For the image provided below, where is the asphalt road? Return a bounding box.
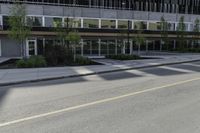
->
[0,61,200,133]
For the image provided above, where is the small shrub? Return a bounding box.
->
[32,56,47,67]
[16,56,47,68]
[16,59,27,68]
[75,56,92,65]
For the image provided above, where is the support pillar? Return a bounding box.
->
[130,41,133,55]
[173,40,176,50]
[146,40,148,53]
[160,40,163,51]
[81,39,83,56]
[115,39,117,55]
[98,38,101,56]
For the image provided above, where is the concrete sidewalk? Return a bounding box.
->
[0,54,200,86]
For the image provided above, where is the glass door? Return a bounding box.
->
[124,40,132,54]
[27,39,37,56]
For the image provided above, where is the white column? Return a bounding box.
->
[147,21,150,30]
[99,19,101,29]
[173,40,176,49]
[43,38,45,55]
[98,38,101,56]
[35,39,38,56]
[26,39,29,57]
[81,18,84,28]
[90,40,92,55]
[42,16,45,27]
[115,39,117,55]
[0,16,2,26]
[81,39,84,56]
[146,40,148,53]
[62,17,65,27]
[132,20,134,29]
[116,20,118,29]
[123,40,125,54]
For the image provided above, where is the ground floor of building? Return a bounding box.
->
[0,36,200,57]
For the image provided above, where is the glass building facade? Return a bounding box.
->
[0,0,200,57]
[1,0,200,15]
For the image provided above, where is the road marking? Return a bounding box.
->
[159,66,194,73]
[0,77,200,128]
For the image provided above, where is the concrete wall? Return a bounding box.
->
[1,37,21,57]
[1,4,200,22]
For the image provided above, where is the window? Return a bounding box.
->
[108,40,116,55]
[83,40,91,55]
[91,40,99,55]
[27,16,42,27]
[0,16,2,26]
[149,22,161,31]
[45,17,62,27]
[134,21,147,30]
[3,16,9,26]
[168,23,176,31]
[83,19,99,28]
[100,40,108,55]
[101,20,116,29]
[118,20,129,29]
[64,18,81,28]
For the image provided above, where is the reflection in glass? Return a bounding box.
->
[118,20,129,29]
[91,40,99,55]
[83,19,99,28]
[45,17,62,27]
[134,21,147,30]
[117,40,124,54]
[27,16,42,27]
[100,40,108,55]
[83,40,91,55]
[101,20,116,29]
[108,40,115,55]
[64,18,81,28]
[149,22,161,30]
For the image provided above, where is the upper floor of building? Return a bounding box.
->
[1,0,200,15]
[0,2,200,33]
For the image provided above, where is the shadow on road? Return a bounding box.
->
[140,67,187,76]
[169,64,200,72]
[0,62,198,107]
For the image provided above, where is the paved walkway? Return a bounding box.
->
[0,54,200,86]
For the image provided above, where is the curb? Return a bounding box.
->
[1,59,200,87]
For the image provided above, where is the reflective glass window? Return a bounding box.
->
[101,20,116,29]
[83,19,99,28]
[27,16,42,27]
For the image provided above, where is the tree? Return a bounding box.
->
[8,2,31,58]
[177,16,186,51]
[160,16,170,51]
[118,29,127,54]
[66,30,81,62]
[134,22,145,55]
[193,18,200,32]
[54,20,68,46]
[193,18,200,48]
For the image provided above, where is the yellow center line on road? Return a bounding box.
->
[0,77,200,128]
